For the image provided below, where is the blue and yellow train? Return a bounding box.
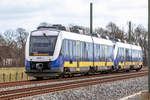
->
[25,26,143,79]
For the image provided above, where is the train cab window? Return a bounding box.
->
[30,36,57,56]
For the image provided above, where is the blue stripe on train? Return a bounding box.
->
[25,60,30,68]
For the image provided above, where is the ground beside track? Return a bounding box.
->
[19,76,148,100]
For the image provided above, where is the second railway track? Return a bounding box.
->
[0,70,147,100]
[0,68,147,89]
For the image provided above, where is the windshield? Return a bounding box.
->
[30,36,57,56]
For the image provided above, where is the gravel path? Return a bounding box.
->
[19,76,148,100]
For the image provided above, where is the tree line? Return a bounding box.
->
[0,22,148,67]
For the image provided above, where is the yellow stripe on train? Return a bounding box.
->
[79,62,93,67]
[64,61,114,67]
[64,62,77,67]
[64,61,142,68]
[106,62,114,66]
[94,62,105,66]
[118,62,142,66]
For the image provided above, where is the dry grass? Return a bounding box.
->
[139,91,150,100]
[0,67,25,74]
[0,67,33,82]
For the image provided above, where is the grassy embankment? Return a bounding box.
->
[0,67,33,82]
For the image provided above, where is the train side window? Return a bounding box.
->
[101,45,105,61]
[89,43,93,60]
[126,49,129,61]
[117,47,121,59]
[99,44,103,60]
[80,41,82,60]
[76,41,80,57]
[108,46,113,61]
[82,42,85,60]
[61,39,65,56]
[129,49,131,60]
[94,44,96,58]
[87,43,91,59]
[107,46,110,58]
[132,50,135,59]
[85,42,88,60]
[123,48,125,60]
[65,40,69,57]
[67,40,70,57]
[97,44,100,59]
[99,45,101,59]
[94,44,97,58]
[111,46,114,59]
[83,42,86,60]
[69,40,73,57]
[73,40,76,57]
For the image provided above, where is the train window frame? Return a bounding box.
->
[80,41,83,61]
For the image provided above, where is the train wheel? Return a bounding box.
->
[36,77,43,80]
[126,70,130,72]
[136,69,140,72]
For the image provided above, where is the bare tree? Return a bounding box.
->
[133,25,148,65]
[16,28,29,67]
[106,22,124,39]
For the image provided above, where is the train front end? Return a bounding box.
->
[25,29,62,78]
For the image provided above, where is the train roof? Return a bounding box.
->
[116,41,142,50]
[93,37,114,46]
[31,29,60,36]
[61,31,93,43]
[131,44,142,51]
[30,28,141,50]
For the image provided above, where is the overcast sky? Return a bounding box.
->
[0,0,148,32]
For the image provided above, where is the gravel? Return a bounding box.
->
[18,76,148,100]
[0,72,141,92]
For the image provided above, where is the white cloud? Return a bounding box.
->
[0,0,148,33]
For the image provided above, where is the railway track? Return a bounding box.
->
[0,70,147,100]
[0,69,147,89]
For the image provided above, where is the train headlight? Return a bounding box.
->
[49,56,52,60]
